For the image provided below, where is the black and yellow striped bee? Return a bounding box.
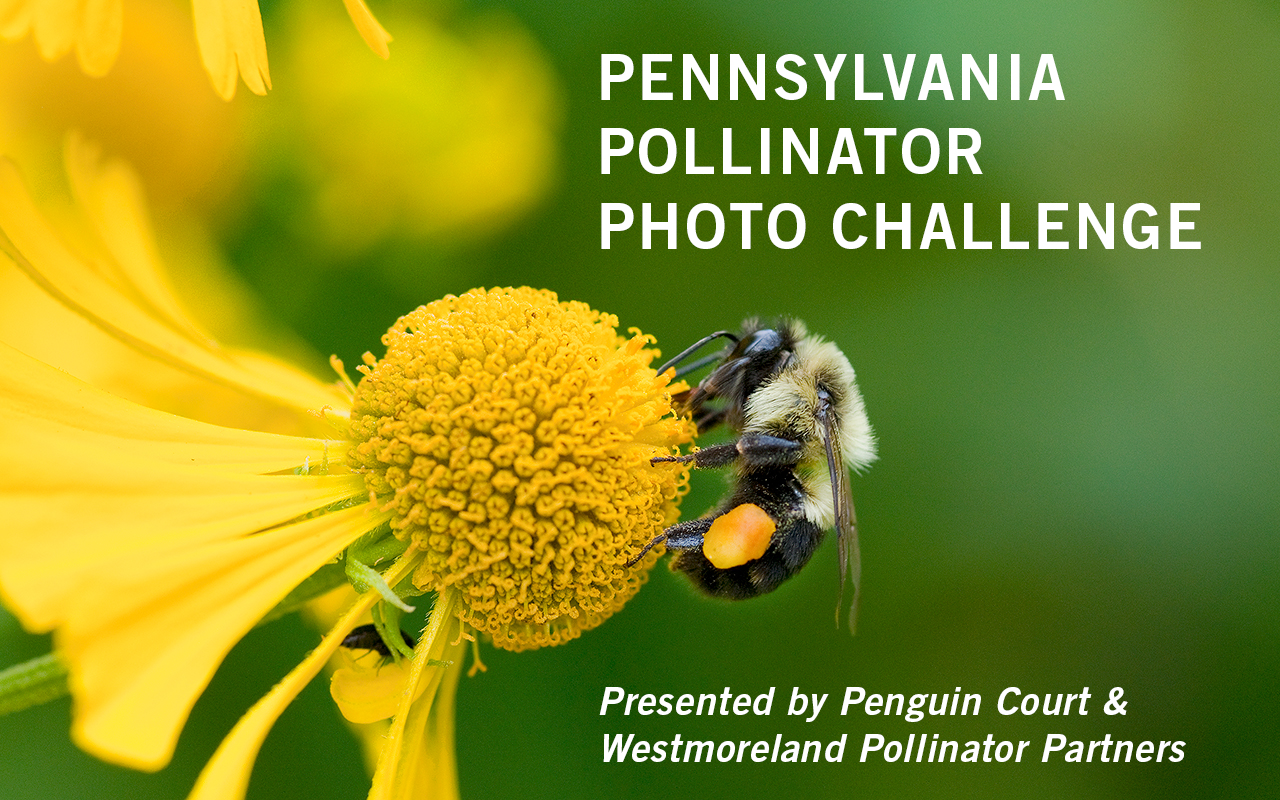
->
[633,319,876,630]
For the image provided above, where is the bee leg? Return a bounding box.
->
[653,434,802,471]
[623,518,713,568]
[651,443,739,469]
[650,453,695,466]
[623,533,664,568]
[661,517,715,550]
[734,432,805,467]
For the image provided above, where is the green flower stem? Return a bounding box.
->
[0,652,69,715]
[371,602,416,660]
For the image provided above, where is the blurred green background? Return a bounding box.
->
[2,0,1277,798]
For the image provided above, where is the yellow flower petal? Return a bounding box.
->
[0,475,363,633]
[31,0,74,58]
[330,658,418,725]
[187,558,416,800]
[63,135,208,345]
[0,341,340,471]
[0,157,343,416]
[191,0,270,100]
[0,339,365,631]
[410,648,462,800]
[61,503,393,771]
[340,0,391,60]
[0,464,362,627]
[3,0,399,93]
[1,0,121,75]
[366,651,461,800]
[0,0,31,38]
[368,591,462,800]
[72,0,122,75]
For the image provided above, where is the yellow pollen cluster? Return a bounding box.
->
[348,287,693,650]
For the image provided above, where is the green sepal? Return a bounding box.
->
[371,603,415,661]
[392,571,427,600]
[344,524,415,613]
[345,558,415,613]
[347,524,407,570]
[0,652,69,716]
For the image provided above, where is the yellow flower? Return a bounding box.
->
[249,2,560,253]
[0,0,245,210]
[302,586,462,788]
[351,293,689,651]
[0,0,392,99]
[0,144,693,798]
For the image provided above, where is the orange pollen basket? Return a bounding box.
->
[702,503,776,569]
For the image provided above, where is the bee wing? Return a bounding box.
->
[817,397,860,634]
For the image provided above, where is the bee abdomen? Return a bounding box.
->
[671,517,825,600]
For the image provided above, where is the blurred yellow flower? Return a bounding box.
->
[248,2,561,254]
[0,0,392,99]
[0,145,692,797]
[0,0,243,209]
[0,137,309,435]
[0,0,121,77]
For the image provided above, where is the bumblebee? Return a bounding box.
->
[631,319,876,630]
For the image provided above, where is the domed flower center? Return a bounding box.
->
[348,287,693,650]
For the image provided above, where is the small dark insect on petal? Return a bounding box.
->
[340,623,417,657]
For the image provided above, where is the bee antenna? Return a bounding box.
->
[671,351,726,380]
[656,330,739,376]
